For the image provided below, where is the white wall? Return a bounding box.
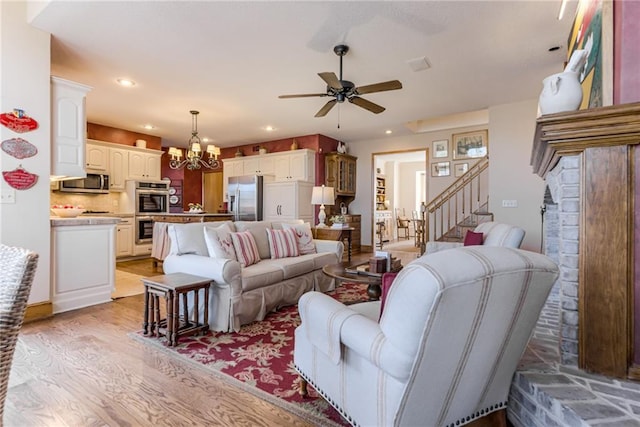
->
[488,99,545,252]
[1,1,51,304]
[348,100,543,250]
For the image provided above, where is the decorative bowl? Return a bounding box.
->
[51,208,85,218]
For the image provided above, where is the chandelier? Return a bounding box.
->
[168,110,221,170]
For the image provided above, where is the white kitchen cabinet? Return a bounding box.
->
[116,217,133,257]
[263,181,314,223]
[222,158,245,200]
[128,150,162,180]
[109,147,128,191]
[243,156,275,176]
[50,76,92,180]
[273,149,314,182]
[51,221,116,313]
[86,143,109,172]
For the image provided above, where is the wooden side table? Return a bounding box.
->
[142,273,211,346]
[312,227,354,262]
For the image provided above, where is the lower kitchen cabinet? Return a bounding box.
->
[116,217,133,257]
[263,181,313,223]
[51,221,116,313]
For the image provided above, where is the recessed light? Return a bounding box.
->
[265,126,275,132]
[385,130,393,134]
[143,124,155,130]
[117,78,136,87]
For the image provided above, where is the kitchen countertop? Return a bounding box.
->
[149,212,232,216]
[50,216,121,227]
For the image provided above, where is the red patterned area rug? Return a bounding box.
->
[130,282,370,427]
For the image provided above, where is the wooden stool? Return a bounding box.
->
[142,273,211,346]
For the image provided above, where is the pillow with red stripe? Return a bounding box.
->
[266,228,300,259]
[230,231,261,267]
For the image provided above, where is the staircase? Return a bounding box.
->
[423,156,491,246]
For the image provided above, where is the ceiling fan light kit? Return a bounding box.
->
[168,110,221,170]
[279,44,402,117]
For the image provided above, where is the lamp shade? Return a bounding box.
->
[311,185,335,205]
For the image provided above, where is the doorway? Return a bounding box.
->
[371,149,428,248]
[203,171,224,213]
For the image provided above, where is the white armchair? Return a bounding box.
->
[426,221,525,254]
[294,246,558,427]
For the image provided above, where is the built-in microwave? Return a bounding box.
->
[55,173,110,194]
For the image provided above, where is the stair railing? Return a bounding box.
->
[424,156,489,244]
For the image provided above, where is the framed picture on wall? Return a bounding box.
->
[452,130,488,159]
[432,139,448,158]
[431,161,450,177]
[454,162,469,177]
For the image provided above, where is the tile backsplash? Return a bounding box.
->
[50,191,124,213]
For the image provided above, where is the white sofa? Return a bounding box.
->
[294,246,559,427]
[425,221,526,253]
[163,220,343,332]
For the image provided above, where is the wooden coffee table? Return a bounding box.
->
[323,262,387,300]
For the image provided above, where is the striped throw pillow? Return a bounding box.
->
[230,231,261,267]
[266,228,299,259]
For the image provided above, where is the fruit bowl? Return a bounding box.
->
[51,208,85,218]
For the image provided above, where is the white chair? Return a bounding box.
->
[294,246,558,427]
[426,221,525,253]
[0,244,39,420]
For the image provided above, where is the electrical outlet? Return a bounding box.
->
[0,188,16,204]
[502,199,518,208]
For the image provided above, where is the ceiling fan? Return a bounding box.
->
[278,44,403,117]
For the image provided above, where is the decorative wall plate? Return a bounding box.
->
[0,109,39,133]
[1,137,38,159]
[2,166,38,190]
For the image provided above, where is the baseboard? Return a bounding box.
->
[24,301,53,323]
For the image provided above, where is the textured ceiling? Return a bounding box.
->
[29,1,577,149]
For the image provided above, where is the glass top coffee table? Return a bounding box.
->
[323,262,390,300]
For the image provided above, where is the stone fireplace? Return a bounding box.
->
[542,155,581,366]
[531,102,640,379]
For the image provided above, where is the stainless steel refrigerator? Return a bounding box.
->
[227,175,264,221]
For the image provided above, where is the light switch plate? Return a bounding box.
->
[0,188,16,203]
[502,199,518,208]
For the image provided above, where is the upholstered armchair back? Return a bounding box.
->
[295,246,559,427]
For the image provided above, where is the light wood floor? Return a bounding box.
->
[4,257,333,427]
[5,254,371,427]
[5,254,376,427]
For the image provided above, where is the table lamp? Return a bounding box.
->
[311,185,335,228]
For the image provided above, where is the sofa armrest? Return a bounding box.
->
[163,254,242,296]
[313,239,344,260]
[425,241,463,253]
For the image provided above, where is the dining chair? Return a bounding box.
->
[411,210,424,248]
[0,244,39,421]
[395,208,410,240]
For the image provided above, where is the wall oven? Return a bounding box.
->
[135,216,154,244]
[126,180,170,245]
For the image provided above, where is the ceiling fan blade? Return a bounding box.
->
[315,99,338,117]
[278,93,327,99]
[354,80,403,95]
[349,96,385,114]
[318,72,343,90]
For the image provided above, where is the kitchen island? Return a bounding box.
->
[150,213,234,268]
[50,216,120,313]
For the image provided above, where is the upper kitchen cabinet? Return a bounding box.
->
[325,152,356,196]
[109,146,129,191]
[243,155,275,176]
[128,150,162,181]
[50,76,92,180]
[273,149,314,182]
[86,142,109,172]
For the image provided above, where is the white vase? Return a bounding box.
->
[538,71,583,115]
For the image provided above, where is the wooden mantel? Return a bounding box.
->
[531,102,640,379]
